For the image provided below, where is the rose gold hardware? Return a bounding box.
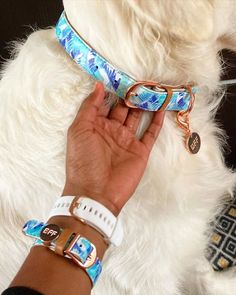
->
[176,86,201,154]
[55,229,74,256]
[186,132,201,154]
[40,224,61,245]
[158,86,174,111]
[65,233,97,268]
[124,80,189,111]
[69,196,86,223]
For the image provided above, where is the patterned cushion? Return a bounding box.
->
[206,196,236,271]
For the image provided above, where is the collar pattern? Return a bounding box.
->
[56,12,197,112]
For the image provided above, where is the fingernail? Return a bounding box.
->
[96,82,105,95]
[95,81,102,89]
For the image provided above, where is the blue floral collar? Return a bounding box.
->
[55,12,198,112]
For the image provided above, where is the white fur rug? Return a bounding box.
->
[0,1,236,294]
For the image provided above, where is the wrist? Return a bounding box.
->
[47,215,108,259]
[62,184,121,216]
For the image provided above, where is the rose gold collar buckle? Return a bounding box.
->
[124,81,174,111]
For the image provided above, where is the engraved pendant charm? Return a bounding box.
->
[186,132,201,154]
[176,89,201,154]
[40,224,61,243]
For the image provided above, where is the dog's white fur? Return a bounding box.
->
[0,0,236,294]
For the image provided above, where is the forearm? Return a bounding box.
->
[9,181,121,295]
[10,215,108,295]
[7,83,163,295]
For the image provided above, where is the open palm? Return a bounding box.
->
[63,83,164,215]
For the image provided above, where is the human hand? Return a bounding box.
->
[63,83,164,215]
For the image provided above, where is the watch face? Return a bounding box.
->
[40,224,61,242]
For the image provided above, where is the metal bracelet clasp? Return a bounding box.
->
[69,196,86,223]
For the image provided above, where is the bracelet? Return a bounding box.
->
[48,196,123,246]
[23,220,102,286]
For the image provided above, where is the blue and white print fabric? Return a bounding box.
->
[23,220,45,239]
[55,12,198,112]
[68,235,102,284]
[23,220,102,285]
[70,236,94,264]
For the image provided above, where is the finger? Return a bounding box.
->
[141,111,165,150]
[97,92,112,117]
[108,100,129,124]
[124,108,142,134]
[97,101,110,117]
[75,82,105,122]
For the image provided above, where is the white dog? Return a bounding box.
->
[0,0,236,294]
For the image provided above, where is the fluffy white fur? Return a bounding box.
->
[0,0,236,294]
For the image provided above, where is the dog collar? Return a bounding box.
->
[55,12,198,112]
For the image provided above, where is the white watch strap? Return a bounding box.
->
[48,196,123,246]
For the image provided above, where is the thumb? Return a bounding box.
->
[75,82,105,122]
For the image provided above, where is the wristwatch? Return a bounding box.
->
[48,196,123,246]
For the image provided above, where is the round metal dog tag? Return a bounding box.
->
[40,224,61,242]
[186,132,201,154]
